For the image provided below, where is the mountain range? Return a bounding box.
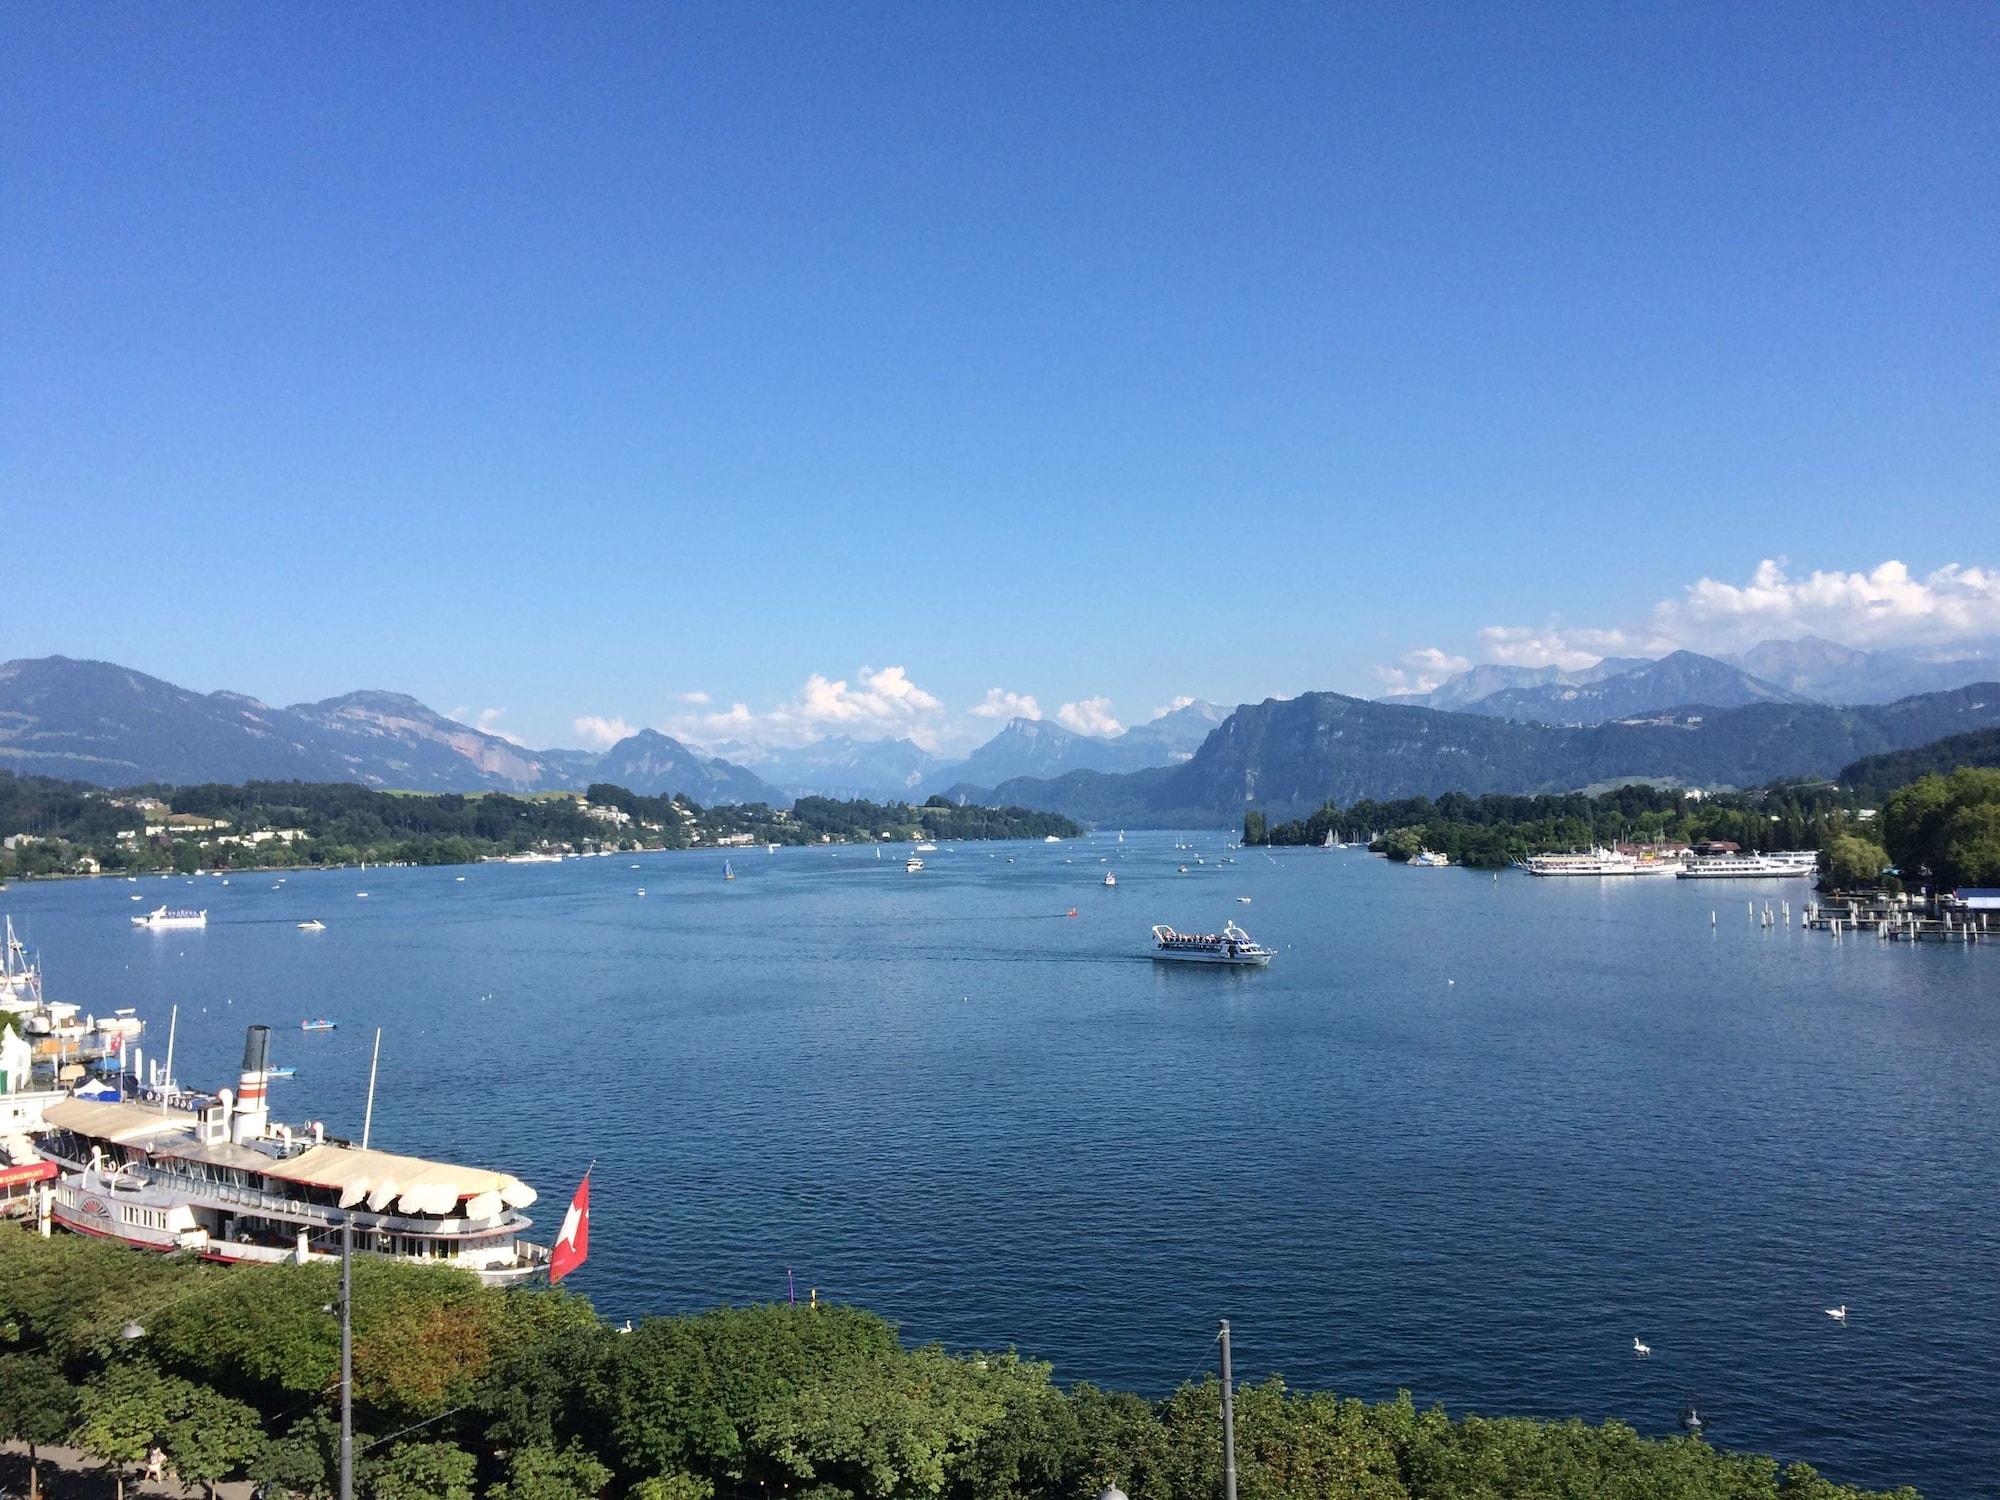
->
[0,657,778,803]
[1388,638,2000,722]
[970,683,2000,825]
[7,650,1997,822]
[0,657,1218,805]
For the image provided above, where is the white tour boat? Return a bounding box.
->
[905,857,924,873]
[132,906,207,929]
[1677,854,1816,880]
[37,1024,548,1284]
[1524,848,1681,877]
[1150,922,1274,967]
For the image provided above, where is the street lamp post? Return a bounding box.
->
[1218,1321,1237,1500]
[340,1217,353,1500]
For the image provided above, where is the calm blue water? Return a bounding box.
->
[9,835,1998,1498]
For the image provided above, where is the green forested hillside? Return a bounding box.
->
[1838,728,2000,797]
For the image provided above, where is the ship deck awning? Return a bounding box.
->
[260,1144,537,1214]
[42,1097,200,1147]
[173,1138,286,1172]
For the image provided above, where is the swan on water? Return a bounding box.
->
[1826,1305,1848,1322]
[1632,1338,1651,1357]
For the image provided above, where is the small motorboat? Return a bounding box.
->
[267,1065,297,1079]
[297,919,326,932]
[1104,873,1117,887]
[300,1019,336,1032]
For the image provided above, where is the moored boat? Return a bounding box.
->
[1677,854,1815,879]
[1524,847,1681,877]
[37,1025,547,1284]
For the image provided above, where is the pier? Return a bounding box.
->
[1800,893,1994,944]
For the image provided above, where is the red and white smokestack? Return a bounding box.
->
[232,1024,271,1143]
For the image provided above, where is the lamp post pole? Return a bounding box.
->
[339,1218,353,1500]
[1218,1320,1237,1500]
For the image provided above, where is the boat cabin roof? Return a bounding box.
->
[43,1098,537,1212]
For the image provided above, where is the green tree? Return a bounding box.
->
[489,1444,614,1500]
[1821,833,1890,887]
[250,1412,343,1500]
[76,1363,171,1500]
[363,1441,478,1500]
[161,1384,264,1500]
[630,1477,714,1500]
[0,1353,79,1500]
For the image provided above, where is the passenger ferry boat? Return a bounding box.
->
[1677,853,1816,879]
[1150,922,1274,966]
[1524,847,1681,877]
[36,1025,547,1284]
[132,906,207,929]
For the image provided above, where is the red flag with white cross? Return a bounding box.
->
[549,1169,590,1283]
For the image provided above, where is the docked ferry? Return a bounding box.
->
[1151,922,1274,966]
[1524,847,1681,877]
[1677,854,1816,879]
[36,1025,548,1283]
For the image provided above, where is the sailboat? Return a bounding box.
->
[723,860,735,882]
[1322,829,1334,850]
[1117,830,1125,844]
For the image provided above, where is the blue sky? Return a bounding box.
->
[6,4,1995,752]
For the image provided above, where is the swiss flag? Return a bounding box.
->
[549,1170,590,1283]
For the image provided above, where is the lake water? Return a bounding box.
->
[9,833,1997,1497]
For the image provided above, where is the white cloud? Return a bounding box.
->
[1657,558,2000,648]
[672,665,952,751]
[678,691,712,705]
[1057,697,1124,736]
[474,708,527,746]
[1367,556,2000,690]
[969,688,1043,720]
[572,714,638,749]
[1151,694,1198,718]
[1369,647,1474,694]
[1471,625,1664,671]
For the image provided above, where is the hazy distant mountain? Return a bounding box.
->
[922,700,1230,794]
[589,729,783,804]
[925,717,1161,791]
[1721,636,2000,704]
[288,689,585,790]
[979,682,2000,826]
[1117,699,1229,760]
[0,656,777,802]
[710,734,941,801]
[0,656,357,786]
[1383,658,1648,711]
[1464,651,1801,724]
